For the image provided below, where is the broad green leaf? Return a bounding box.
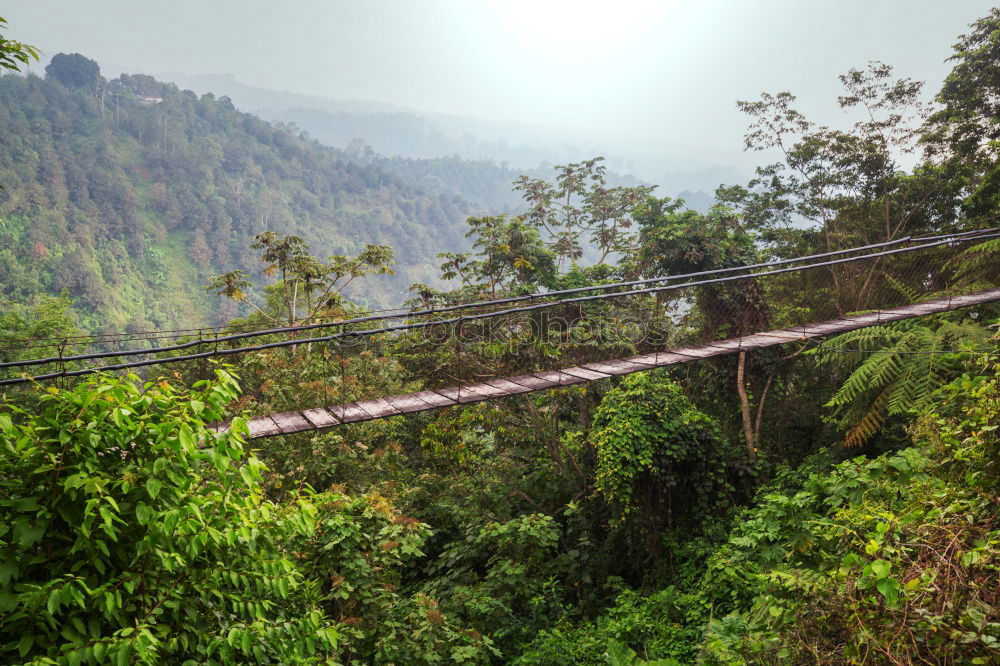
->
[146,478,163,499]
[870,559,891,578]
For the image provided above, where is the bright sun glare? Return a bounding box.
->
[498,0,666,51]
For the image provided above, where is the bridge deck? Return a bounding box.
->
[209,288,1000,440]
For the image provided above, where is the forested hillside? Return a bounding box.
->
[0,56,481,333]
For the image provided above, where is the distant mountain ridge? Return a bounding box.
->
[139,71,739,200]
[0,61,486,334]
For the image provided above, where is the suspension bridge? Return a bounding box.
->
[217,288,1000,438]
[2,228,998,439]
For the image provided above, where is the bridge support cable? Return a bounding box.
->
[4,229,999,387]
[2,228,997,376]
[204,287,1000,440]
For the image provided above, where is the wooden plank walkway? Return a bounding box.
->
[210,288,1000,440]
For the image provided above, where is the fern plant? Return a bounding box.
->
[947,236,1000,289]
[809,317,990,447]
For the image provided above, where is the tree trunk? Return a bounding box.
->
[737,351,756,460]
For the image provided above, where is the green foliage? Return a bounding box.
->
[45,54,101,91]
[949,236,1000,289]
[0,65,475,330]
[4,11,1000,665]
[0,368,338,663]
[925,7,1000,167]
[0,17,38,73]
[809,316,990,446]
[521,342,1000,664]
[629,198,769,339]
[699,344,1000,664]
[208,231,394,327]
[290,491,496,664]
[591,372,746,525]
[0,293,81,365]
[429,214,557,297]
[514,157,655,267]
[419,513,572,658]
[516,586,702,665]
[605,639,682,665]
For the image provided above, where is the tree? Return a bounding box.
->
[923,8,1000,227]
[207,232,394,327]
[0,16,39,72]
[591,372,749,573]
[429,215,557,298]
[723,63,955,315]
[630,197,773,458]
[45,53,102,91]
[515,157,654,268]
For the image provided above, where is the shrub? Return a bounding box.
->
[0,370,337,664]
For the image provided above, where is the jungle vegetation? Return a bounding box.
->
[2,9,1000,665]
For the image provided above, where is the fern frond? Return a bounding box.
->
[947,237,1000,282]
[843,389,889,448]
[824,316,990,444]
[810,325,898,370]
[884,273,921,304]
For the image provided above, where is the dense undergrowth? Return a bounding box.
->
[1,343,997,664]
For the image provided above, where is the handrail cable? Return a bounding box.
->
[1,227,994,368]
[1,230,997,386]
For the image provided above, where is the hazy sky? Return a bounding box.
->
[8,1,998,174]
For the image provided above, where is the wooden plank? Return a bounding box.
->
[331,403,372,424]
[271,410,312,434]
[580,361,628,376]
[483,377,535,394]
[506,374,559,390]
[622,353,665,366]
[952,290,1000,306]
[461,382,510,398]
[649,351,702,365]
[562,366,610,381]
[356,397,401,419]
[753,330,806,342]
[696,338,744,350]
[635,349,702,365]
[302,407,339,429]
[455,385,506,403]
[410,390,458,409]
[732,334,792,349]
[839,313,883,327]
[386,394,435,414]
[435,386,489,404]
[795,322,851,336]
[585,360,649,374]
[246,415,282,438]
[880,308,921,318]
[533,370,586,386]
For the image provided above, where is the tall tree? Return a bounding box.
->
[722,63,957,315]
[208,232,394,327]
[924,8,1000,226]
[44,53,102,91]
[515,157,654,269]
